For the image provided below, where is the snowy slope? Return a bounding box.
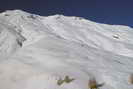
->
[0,10,133,89]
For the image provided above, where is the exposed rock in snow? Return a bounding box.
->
[0,10,133,89]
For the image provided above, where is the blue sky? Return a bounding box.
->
[0,0,133,27]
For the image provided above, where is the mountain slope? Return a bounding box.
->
[0,10,133,89]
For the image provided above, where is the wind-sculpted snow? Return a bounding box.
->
[0,10,133,89]
[0,19,25,60]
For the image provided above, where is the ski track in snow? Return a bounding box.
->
[0,10,132,89]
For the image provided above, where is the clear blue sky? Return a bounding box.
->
[0,0,133,27]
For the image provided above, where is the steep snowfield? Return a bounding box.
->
[0,10,133,89]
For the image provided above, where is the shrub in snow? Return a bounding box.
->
[57,75,75,86]
[57,77,64,86]
[128,74,133,84]
[88,77,104,89]
[64,76,75,83]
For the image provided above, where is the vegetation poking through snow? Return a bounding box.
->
[57,78,64,86]
[128,74,133,84]
[57,75,75,86]
[88,77,104,89]
[64,76,75,83]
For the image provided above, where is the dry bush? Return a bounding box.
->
[57,75,75,86]
[128,74,133,84]
[88,77,104,89]
[57,77,64,86]
[88,77,98,89]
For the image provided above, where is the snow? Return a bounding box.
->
[0,10,133,89]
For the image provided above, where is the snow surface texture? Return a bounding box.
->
[0,10,133,89]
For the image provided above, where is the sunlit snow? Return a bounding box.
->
[0,10,133,89]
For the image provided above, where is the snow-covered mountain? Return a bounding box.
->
[0,10,133,89]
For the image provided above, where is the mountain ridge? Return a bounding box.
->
[0,10,133,89]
